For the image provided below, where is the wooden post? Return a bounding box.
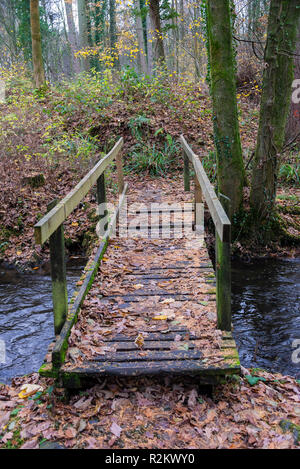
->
[215,196,231,331]
[97,172,108,235]
[194,174,203,232]
[116,150,124,194]
[184,153,190,191]
[48,200,68,335]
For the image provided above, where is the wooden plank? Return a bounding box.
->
[180,135,231,242]
[93,349,202,362]
[61,359,240,378]
[35,137,123,245]
[102,294,193,302]
[130,264,213,272]
[105,331,196,342]
[131,208,194,215]
[113,341,195,351]
[127,224,193,230]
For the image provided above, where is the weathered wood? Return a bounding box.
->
[180,135,231,242]
[105,341,194,351]
[47,200,68,335]
[35,137,123,245]
[184,153,190,191]
[96,172,108,236]
[132,208,194,215]
[194,174,203,232]
[105,331,196,342]
[93,349,202,362]
[216,193,231,331]
[60,359,240,378]
[116,149,124,193]
[216,231,231,331]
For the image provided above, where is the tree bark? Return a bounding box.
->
[30,0,45,88]
[64,0,80,74]
[77,0,90,71]
[109,0,119,68]
[250,0,300,219]
[206,0,245,218]
[134,0,148,74]
[149,0,165,66]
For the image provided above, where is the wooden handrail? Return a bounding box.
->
[180,135,230,242]
[34,137,125,335]
[180,135,231,332]
[35,137,124,245]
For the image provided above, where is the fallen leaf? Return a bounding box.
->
[110,422,122,438]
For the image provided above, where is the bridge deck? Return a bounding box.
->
[39,178,240,388]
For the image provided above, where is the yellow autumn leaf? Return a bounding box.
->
[18,384,43,399]
[153,315,168,320]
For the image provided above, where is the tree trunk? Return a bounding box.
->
[77,0,90,71]
[134,0,148,74]
[109,0,119,68]
[206,0,245,218]
[146,11,154,75]
[30,0,45,88]
[64,0,80,74]
[149,0,165,66]
[250,0,300,219]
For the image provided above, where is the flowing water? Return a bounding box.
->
[232,257,300,379]
[0,257,299,384]
[0,258,85,384]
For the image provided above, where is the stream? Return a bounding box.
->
[0,257,299,384]
[232,257,300,379]
[0,258,85,384]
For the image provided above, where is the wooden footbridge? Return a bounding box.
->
[37,137,240,388]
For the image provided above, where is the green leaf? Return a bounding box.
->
[245,375,266,386]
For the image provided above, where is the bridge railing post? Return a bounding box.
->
[183,153,190,192]
[47,200,68,335]
[194,166,203,233]
[215,195,231,331]
[97,172,108,235]
[116,149,124,194]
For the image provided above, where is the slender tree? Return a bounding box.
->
[149,0,165,65]
[30,0,45,88]
[206,0,245,218]
[64,0,80,74]
[78,0,90,71]
[134,0,148,74]
[250,0,300,221]
[109,0,119,68]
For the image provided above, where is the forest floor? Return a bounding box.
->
[0,368,299,449]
